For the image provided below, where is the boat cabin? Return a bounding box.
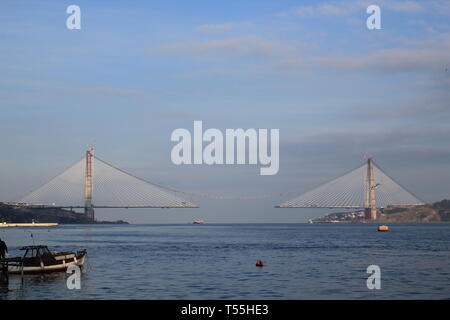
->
[20,245,52,258]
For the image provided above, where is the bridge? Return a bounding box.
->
[10,148,198,221]
[276,158,425,220]
[8,149,424,222]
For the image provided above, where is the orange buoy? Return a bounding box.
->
[256,260,265,267]
[377,225,389,232]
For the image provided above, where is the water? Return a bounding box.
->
[0,223,449,300]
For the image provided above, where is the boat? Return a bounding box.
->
[0,221,59,228]
[193,219,205,224]
[377,225,389,232]
[0,245,87,275]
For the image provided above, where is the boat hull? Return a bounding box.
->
[4,251,87,275]
[0,222,59,228]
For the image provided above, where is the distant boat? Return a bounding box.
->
[0,221,58,228]
[192,219,205,224]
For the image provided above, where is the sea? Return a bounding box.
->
[0,223,449,300]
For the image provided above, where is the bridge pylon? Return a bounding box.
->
[364,157,377,221]
[84,147,95,221]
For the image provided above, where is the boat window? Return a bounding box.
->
[22,247,51,257]
[37,248,46,256]
[23,249,37,257]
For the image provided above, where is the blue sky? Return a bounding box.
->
[1,0,449,223]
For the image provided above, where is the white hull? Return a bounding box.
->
[7,255,86,274]
[1,246,87,275]
[0,222,58,228]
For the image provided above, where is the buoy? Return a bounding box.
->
[256,260,264,267]
[377,225,389,232]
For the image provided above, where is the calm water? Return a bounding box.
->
[0,223,449,300]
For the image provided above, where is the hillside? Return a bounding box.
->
[309,200,450,223]
[378,200,450,223]
[0,203,128,224]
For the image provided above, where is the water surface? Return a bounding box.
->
[0,223,449,299]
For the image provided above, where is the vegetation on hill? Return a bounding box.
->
[309,200,450,223]
[432,199,450,221]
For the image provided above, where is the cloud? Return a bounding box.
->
[381,0,424,13]
[318,48,449,72]
[278,0,425,17]
[282,127,450,166]
[430,0,450,15]
[157,36,299,58]
[279,42,450,74]
[155,31,450,78]
[158,111,197,119]
[295,4,351,16]
[173,68,243,78]
[277,3,354,17]
[154,15,449,78]
[195,22,239,33]
[155,33,450,78]
[354,92,450,121]
[74,87,144,97]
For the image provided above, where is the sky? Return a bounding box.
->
[0,0,449,223]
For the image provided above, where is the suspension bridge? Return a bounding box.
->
[10,148,198,221]
[276,158,425,220]
[7,149,425,222]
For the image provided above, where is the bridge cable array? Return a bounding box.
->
[15,156,425,208]
[17,156,197,208]
[277,160,424,208]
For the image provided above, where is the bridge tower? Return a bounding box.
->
[364,158,377,220]
[84,147,95,221]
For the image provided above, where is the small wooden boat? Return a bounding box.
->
[0,245,87,275]
[377,225,389,232]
